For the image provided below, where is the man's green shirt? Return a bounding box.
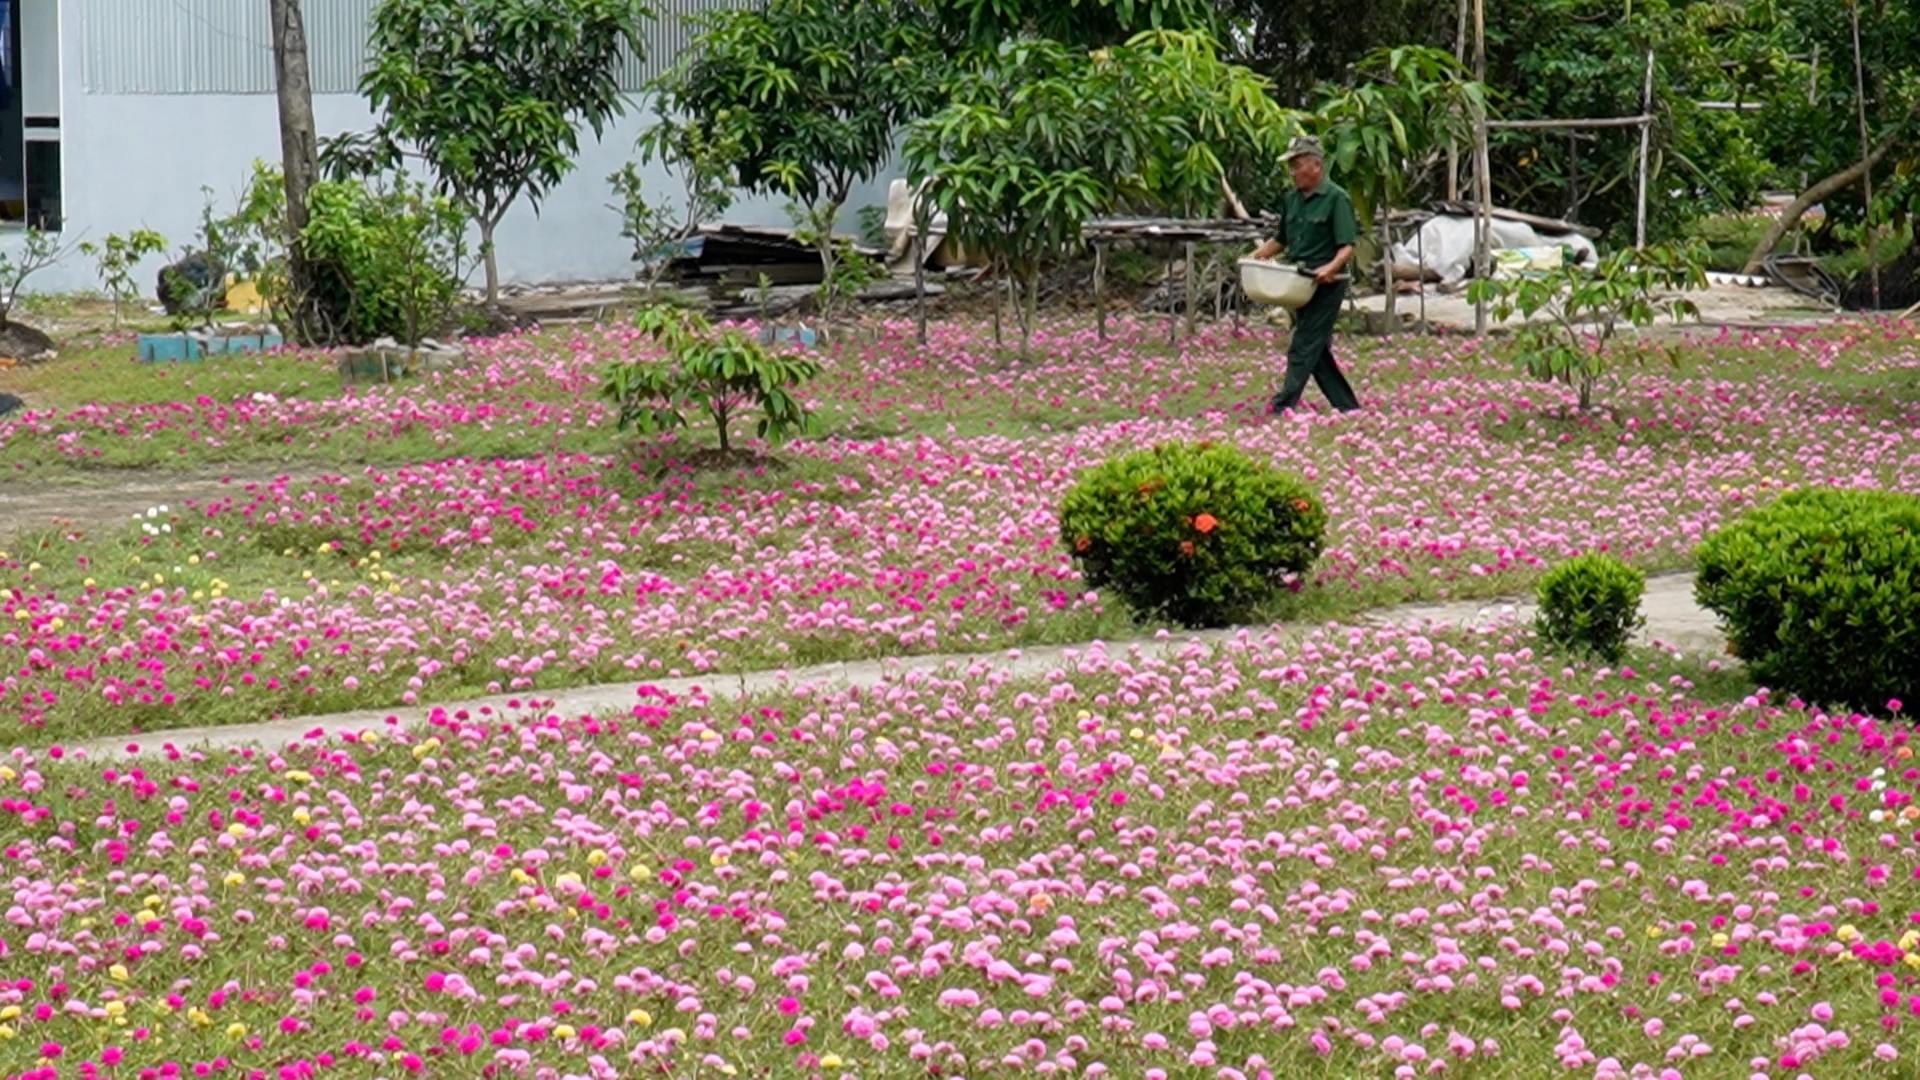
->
[1271,179,1359,270]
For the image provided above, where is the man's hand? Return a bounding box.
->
[1313,263,1340,285]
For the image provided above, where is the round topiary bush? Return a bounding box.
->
[1694,486,1920,714]
[1534,552,1645,663]
[1058,441,1327,627]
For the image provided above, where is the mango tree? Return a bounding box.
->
[653,0,948,322]
[905,30,1300,350]
[1310,46,1486,233]
[332,0,654,307]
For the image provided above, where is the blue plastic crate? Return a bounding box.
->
[137,333,285,363]
[138,334,204,362]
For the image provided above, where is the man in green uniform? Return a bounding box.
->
[1250,135,1362,414]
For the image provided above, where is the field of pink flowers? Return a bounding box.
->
[4,317,1920,740]
[0,620,1916,1079]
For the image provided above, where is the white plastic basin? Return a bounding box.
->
[1237,258,1319,309]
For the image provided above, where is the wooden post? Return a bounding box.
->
[1567,131,1579,222]
[1380,210,1396,336]
[1635,50,1653,250]
[913,226,928,346]
[1850,2,1879,309]
[269,0,319,342]
[1183,242,1198,338]
[1098,240,1113,338]
[1472,0,1491,335]
[1093,241,1107,341]
[1165,258,1178,346]
[1416,223,1427,332]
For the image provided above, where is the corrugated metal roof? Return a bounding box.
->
[77,0,739,96]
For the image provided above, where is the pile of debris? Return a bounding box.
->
[641,218,974,319]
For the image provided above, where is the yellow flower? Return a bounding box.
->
[25,562,39,572]
[104,1000,126,1018]
[83,577,96,587]
[188,1007,211,1027]
[587,849,607,867]
[628,864,651,883]
[700,729,720,743]
[710,850,730,867]
[108,963,129,981]
[554,1024,576,1040]
[48,617,61,630]
[820,1053,844,1068]
[144,895,162,909]
[359,732,377,745]
[293,809,311,826]
[284,770,312,784]
[188,555,200,565]
[0,1024,12,1039]
[555,871,582,892]
[1711,933,1729,948]
[226,1022,247,1038]
[1906,953,1920,970]
[627,1008,652,1028]
[718,1066,737,1078]
[223,872,245,887]
[227,823,247,837]
[1646,926,1663,939]
[0,1006,18,1021]
[0,767,14,782]
[1838,925,1858,943]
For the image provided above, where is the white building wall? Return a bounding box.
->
[3,0,897,297]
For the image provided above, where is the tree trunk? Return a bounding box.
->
[1021,268,1037,354]
[268,0,320,341]
[481,216,501,308]
[1742,136,1899,276]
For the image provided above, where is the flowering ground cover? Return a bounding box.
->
[0,620,1915,1079]
[4,316,1920,741]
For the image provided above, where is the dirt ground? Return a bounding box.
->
[0,465,344,545]
[1345,279,1839,334]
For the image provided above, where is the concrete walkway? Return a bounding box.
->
[47,572,1720,761]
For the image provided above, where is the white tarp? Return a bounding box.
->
[1392,213,1600,283]
[884,178,950,269]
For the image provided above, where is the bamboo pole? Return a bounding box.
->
[1851,2,1879,309]
[1488,114,1655,131]
[1635,51,1653,250]
[1450,0,1469,201]
[1473,0,1490,335]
